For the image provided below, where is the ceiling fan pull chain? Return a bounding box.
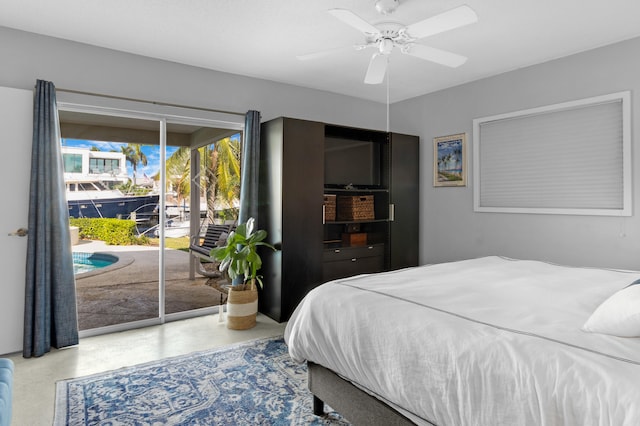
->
[386,59,390,133]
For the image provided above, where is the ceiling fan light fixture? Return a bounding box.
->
[379,38,394,54]
[375,0,399,15]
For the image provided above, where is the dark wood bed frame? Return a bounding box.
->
[308,362,421,425]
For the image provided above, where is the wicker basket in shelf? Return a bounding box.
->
[323,194,336,221]
[336,195,375,221]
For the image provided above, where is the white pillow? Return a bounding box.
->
[582,282,640,337]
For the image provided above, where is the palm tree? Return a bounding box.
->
[211,136,241,217]
[452,145,462,171]
[121,144,148,185]
[165,146,191,205]
[164,136,241,222]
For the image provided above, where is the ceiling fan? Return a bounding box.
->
[298,1,478,84]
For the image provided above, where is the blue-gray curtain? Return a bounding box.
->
[23,80,79,358]
[238,110,261,225]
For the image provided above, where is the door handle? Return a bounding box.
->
[8,227,28,237]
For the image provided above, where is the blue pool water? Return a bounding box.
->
[73,252,119,275]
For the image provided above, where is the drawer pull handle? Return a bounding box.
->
[351,258,357,262]
[334,249,341,253]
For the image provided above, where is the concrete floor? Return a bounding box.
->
[73,240,227,330]
[5,314,287,425]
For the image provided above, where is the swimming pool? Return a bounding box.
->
[73,252,119,275]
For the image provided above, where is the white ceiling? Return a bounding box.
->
[2,0,640,103]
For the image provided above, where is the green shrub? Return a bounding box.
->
[69,217,140,245]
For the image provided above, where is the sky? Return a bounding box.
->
[62,138,181,178]
[63,132,242,179]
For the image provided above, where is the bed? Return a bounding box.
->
[284,256,640,425]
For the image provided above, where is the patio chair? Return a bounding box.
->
[189,223,235,279]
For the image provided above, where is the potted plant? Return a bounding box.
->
[209,217,276,329]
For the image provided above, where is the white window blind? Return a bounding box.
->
[473,92,631,216]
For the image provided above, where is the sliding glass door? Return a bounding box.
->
[162,122,242,320]
[57,105,243,336]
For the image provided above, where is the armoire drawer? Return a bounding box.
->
[322,244,384,282]
[322,244,384,262]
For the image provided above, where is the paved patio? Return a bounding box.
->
[73,240,227,330]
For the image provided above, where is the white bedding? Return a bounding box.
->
[284,256,640,426]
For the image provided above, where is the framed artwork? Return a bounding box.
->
[433,133,466,187]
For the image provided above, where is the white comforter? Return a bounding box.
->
[284,256,640,426]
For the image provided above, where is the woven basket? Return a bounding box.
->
[323,194,336,221]
[226,286,258,330]
[337,195,375,221]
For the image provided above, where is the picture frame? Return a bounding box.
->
[433,133,467,187]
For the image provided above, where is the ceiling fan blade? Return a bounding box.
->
[364,53,388,85]
[296,45,358,61]
[403,44,468,67]
[404,5,478,40]
[328,8,380,36]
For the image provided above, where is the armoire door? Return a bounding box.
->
[389,132,419,270]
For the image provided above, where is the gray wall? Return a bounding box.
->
[393,36,640,270]
[0,26,389,130]
[3,26,640,270]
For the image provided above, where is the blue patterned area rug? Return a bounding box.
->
[54,336,349,425]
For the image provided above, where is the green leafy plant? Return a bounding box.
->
[209,217,276,290]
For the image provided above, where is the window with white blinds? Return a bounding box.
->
[472,92,631,216]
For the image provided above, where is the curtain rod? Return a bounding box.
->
[55,88,247,117]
